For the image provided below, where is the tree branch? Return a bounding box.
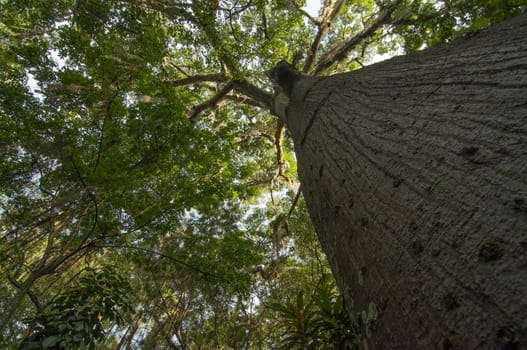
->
[223,94,269,109]
[303,0,345,74]
[165,73,228,87]
[0,269,43,332]
[189,81,235,123]
[7,274,43,313]
[189,80,273,123]
[289,0,320,25]
[94,84,120,172]
[133,0,239,74]
[102,244,223,281]
[190,2,240,75]
[232,80,274,111]
[132,0,194,23]
[313,0,402,75]
[167,60,191,77]
[287,184,302,219]
[219,1,257,18]
[274,119,288,179]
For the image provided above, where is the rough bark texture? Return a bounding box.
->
[283,15,527,349]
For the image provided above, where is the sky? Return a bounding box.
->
[304,0,322,17]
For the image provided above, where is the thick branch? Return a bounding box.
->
[313,0,402,75]
[0,270,42,332]
[189,79,273,122]
[303,0,345,74]
[189,81,235,123]
[232,80,274,111]
[7,274,43,312]
[165,73,228,87]
[223,94,268,109]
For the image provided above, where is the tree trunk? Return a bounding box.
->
[283,15,527,349]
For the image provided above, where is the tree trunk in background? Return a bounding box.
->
[285,15,527,349]
[0,271,42,334]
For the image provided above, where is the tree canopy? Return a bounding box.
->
[1,0,525,348]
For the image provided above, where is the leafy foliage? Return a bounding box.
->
[0,0,525,348]
[393,0,527,50]
[19,266,132,350]
[269,278,357,350]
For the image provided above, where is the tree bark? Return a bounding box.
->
[282,14,527,349]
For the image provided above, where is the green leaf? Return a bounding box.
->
[369,302,378,317]
[472,17,491,30]
[42,336,59,348]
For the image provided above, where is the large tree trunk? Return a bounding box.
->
[283,14,527,349]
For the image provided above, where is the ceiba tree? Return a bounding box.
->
[1,0,526,348]
[271,15,527,349]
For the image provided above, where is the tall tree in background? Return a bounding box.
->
[1,0,526,348]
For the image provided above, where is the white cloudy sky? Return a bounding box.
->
[304,0,322,17]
